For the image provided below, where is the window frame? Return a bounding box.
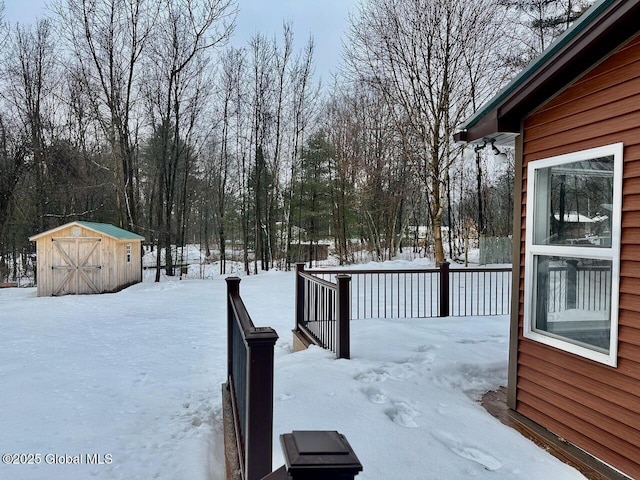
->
[126,243,132,264]
[523,143,623,367]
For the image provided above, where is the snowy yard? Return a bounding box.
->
[0,263,587,479]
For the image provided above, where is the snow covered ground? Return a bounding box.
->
[0,262,587,479]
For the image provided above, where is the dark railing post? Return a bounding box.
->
[566,260,578,309]
[336,274,352,360]
[226,277,241,379]
[439,261,450,317]
[225,276,279,480]
[295,263,305,331]
[265,431,362,480]
[245,328,278,480]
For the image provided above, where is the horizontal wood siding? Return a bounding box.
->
[519,33,640,478]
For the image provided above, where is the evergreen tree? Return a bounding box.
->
[292,132,335,262]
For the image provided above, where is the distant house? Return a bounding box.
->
[30,221,144,297]
[288,243,330,263]
[455,0,640,477]
[551,211,596,242]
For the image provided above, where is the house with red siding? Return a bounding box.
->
[455,0,640,477]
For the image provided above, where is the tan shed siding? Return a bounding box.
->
[518,33,640,478]
[115,242,123,287]
[129,241,142,284]
[111,239,142,291]
[125,242,136,285]
[32,223,142,296]
[104,236,117,292]
[116,242,127,287]
[36,238,48,296]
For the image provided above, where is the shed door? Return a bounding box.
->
[51,238,102,295]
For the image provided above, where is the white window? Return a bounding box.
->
[126,244,132,263]
[524,143,623,366]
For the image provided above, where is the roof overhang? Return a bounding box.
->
[455,0,640,146]
[29,221,144,242]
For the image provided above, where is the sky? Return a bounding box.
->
[2,0,360,83]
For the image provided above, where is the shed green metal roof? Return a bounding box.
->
[76,221,145,240]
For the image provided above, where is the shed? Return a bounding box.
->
[455,0,640,477]
[29,221,144,297]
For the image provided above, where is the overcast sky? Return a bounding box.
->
[3,0,359,82]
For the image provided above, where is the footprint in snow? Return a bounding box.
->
[416,344,435,353]
[456,338,488,345]
[278,393,296,401]
[451,445,502,471]
[354,368,391,383]
[414,345,437,364]
[385,401,420,428]
[360,386,387,404]
[385,362,418,380]
[434,432,502,471]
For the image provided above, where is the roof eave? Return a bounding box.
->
[29,221,144,241]
[456,0,640,145]
[28,222,85,241]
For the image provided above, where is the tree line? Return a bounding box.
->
[0,0,592,282]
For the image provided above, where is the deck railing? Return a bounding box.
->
[294,263,512,360]
[295,264,351,359]
[225,277,278,480]
[301,262,512,320]
[547,264,612,313]
[449,267,512,316]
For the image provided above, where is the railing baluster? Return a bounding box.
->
[405,272,407,317]
[455,273,469,316]
[396,273,400,318]
[472,271,476,316]
[415,273,419,318]
[356,274,360,320]
[436,271,439,317]
[383,273,387,318]
[368,273,372,319]
[501,272,505,314]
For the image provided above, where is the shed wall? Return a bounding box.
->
[518,34,640,477]
[34,224,142,296]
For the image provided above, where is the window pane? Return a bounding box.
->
[533,156,614,247]
[533,255,612,352]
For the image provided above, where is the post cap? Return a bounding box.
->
[280,431,363,479]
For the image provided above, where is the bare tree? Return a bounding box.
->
[53,0,160,231]
[246,32,274,273]
[284,34,317,269]
[266,23,293,267]
[500,0,594,68]
[142,0,235,279]
[0,19,59,261]
[15,21,59,213]
[209,46,244,274]
[324,87,359,264]
[345,0,506,264]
